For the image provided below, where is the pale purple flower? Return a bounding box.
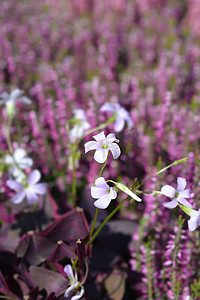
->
[161,177,191,209]
[100,102,133,132]
[4,148,33,182]
[188,209,200,231]
[6,169,47,205]
[91,177,117,209]
[64,264,84,300]
[0,89,31,116]
[69,109,90,142]
[84,131,121,163]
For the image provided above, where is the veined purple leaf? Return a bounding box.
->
[42,208,90,242]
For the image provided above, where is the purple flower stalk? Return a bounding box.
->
[7,169,47,205]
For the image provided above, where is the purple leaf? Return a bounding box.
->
[42,208,90,242]
[29,266,68,295]
[47,240,76,263]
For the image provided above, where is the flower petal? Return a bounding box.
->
[162,199,178,209]
[7,180,22,191]
[14,148,26,160]
[177,177,186,192]
[32,183,47,195]
[64,264,74,280]
[25,189,39,204]
[188,219,198,231]
[114,117,125,132]
[64,285,75,298]
[161,185,176,198]
[108,187,117,200]
[100,102,115,112]
[10,89,24,100]
[95,177,108,188]
[93,131,105,142]
[178,188,190,199]
[19,157,33,168]
[177,198,192,208]
[19,96,32,104]
[11,190,26,204]
[109,143,121,159]
[94,194,112,209]
[106,133,119,143]
[84,141,98,153]
[94,148,108,163]
[27,170,41,185]
[71,286,85,300]
[91,186,108,199]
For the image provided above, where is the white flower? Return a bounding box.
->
[4,148,33,182]
[84,131,121,163]
[7,169,47,205]
[91,177,117,209]
[64,264,84,300]
[161,177,191,209]
[100,102,133,132]
[0,89,31,116]
[69,109,90,142]
[188,209,200,231]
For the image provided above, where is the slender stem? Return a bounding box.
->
[89,196,128,244]
[81,259,89,285]
[136,157,188,190]
[86,208,99,243]
[0,297,17,300]
[89,158,188,244]
[71,144,77,207]
[72,255,78,271]
[99,153,109,177]
[6,115,14,154]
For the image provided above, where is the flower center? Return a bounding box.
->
[23,183,29,189]
[174,192,179,198]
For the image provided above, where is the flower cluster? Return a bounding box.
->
[85,131,141,209]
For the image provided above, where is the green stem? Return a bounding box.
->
[72,144,77,207]
[86,208,99,242]
[6,115,14,154]
[136,157,188,190]
[89,196,128,244]
[99,153,109,177]
[89,158,188,244]
[0,297,17,300]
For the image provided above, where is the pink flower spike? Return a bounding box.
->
[84,131,121,163]
[161,177,191,209]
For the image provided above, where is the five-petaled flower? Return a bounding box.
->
[69,109,90,142]
[0,89,31,116]
[91,177,117,209]
[161,177,191,209]
[4,148,33,182]
[100,102,133,132]
[84,131,121,163]
[7,169,47,205]
[64,264,84,300]
[188,209,200,231]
